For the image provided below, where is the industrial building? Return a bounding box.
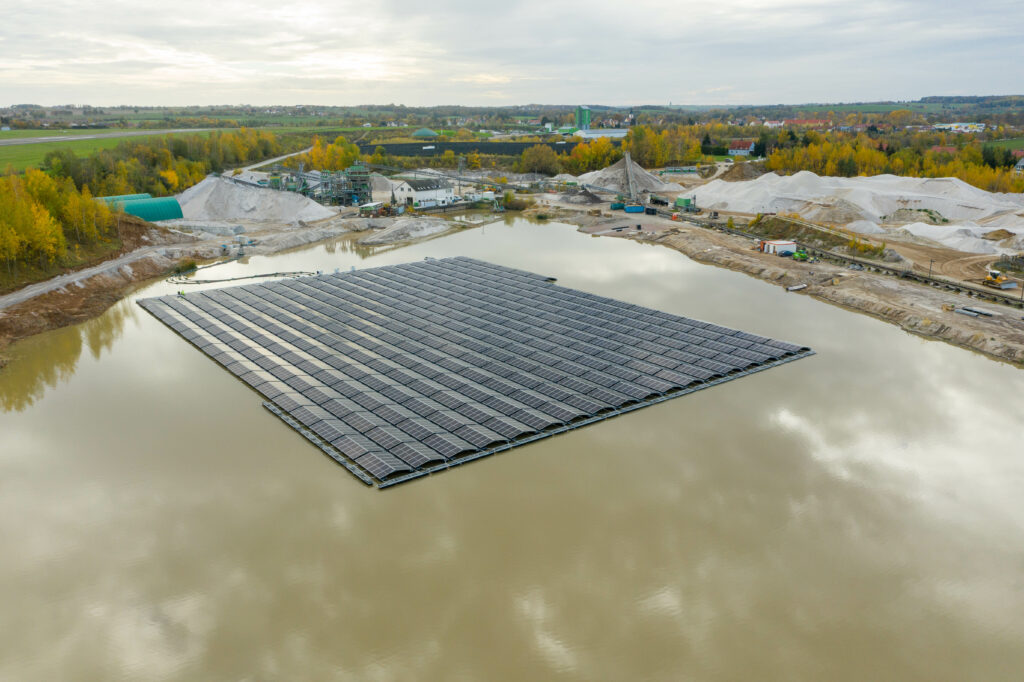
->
[392,177,455,207]
[573,129,628,140]
[575,106,591,131]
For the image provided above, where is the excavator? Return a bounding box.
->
[982,269,1018,290]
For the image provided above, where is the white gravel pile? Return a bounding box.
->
[693,171,1024,227]
[578,157,683,194]
[693,171,1024,254]
[158,220,246,237]
[898,223,999,254]
[177,176,336,223]
[358,217,451,245]
[846,220,885,235]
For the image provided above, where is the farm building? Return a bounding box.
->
[393,177,454,207]
[728,140,755,156]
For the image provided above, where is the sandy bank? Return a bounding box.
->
[562,209,1024,367]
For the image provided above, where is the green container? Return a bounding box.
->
[674,197,692,208]
[610,202,625,210]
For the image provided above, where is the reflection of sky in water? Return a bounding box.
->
[2,219,1024,679]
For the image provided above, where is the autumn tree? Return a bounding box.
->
[519,145,561,175]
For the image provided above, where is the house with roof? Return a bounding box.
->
[393,177,454,206]
[1016,157,1024,176]
[727,140,755,157]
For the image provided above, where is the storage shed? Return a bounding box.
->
[114,197,184,221]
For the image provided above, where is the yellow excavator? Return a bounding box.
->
[982,269,1018,290]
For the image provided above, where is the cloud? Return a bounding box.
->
[1,0,1021,105]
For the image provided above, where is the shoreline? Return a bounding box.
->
[0,216,360,368]
[3,206,1024,372]
[538,204,1024,368]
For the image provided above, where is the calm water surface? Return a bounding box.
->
[2,219,1024,680]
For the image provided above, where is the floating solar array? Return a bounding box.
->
[139,257,813,488]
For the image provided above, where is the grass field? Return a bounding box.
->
[0,131,218,171]
[989,137,1024,150]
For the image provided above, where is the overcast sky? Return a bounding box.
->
[3,0,1021,107]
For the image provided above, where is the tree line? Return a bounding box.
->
[0,169,115,276]
[41,128,282,197]
[764,133,1024,193]
[2,129,287,280]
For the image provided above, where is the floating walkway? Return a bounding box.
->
[139,257,813,488]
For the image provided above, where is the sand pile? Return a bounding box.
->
[370,173,398,202]
[898,223,999,254]
[982,229,1015,241]
[846,220,885,235]
[159,219,246,237]
[578,157,683,194]
[693,171,1024,226]
[691,171,1024,255]
[720,162,767,182]
[358,217,451,245]
[177,176,336,223]
[561,188,603,205]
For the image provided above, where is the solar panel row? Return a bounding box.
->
[139,257,812,487]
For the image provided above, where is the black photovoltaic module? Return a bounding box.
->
[139,257,813,488]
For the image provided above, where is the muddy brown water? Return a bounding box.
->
[2,218,1024,680]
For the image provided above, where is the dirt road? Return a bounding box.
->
[0,246,172,312]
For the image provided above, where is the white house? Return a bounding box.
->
[393,178,455,207]
[728,140,755,156]
[1016,158,1024,176]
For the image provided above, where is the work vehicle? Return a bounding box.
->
[982,269,1018,289]
[793,248,809,261]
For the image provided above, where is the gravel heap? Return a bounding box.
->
[177,176,336,223]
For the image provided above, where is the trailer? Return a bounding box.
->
[759,240,798,256]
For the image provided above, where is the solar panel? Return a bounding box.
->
[139,257,812,488]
